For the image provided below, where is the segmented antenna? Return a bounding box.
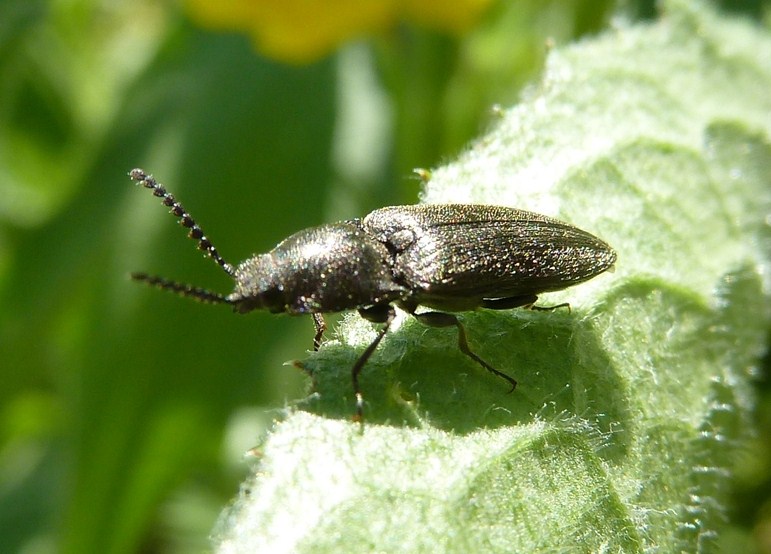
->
[130,272,229,304]
[128,168,235,277]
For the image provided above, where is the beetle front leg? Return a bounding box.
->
[311,313,326,351]
[413,311,517,392]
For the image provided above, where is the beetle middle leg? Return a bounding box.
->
[351,304,396,421]
[413,311,517,392]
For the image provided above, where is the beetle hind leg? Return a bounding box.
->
[482,295,570,313]
[413,311,517,392]
[481,294,537,310]
[529,302,571,313]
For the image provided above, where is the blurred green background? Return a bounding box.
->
[0,1,768,552]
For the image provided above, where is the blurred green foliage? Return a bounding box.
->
[0,1,768,553]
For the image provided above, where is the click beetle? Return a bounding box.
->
[128,168,616,420]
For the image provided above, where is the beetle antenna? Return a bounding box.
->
[129,168,236,277]
[131,272,231,304]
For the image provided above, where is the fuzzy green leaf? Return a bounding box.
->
[214,2,771,552]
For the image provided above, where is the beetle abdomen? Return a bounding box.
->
[364,204,616,302]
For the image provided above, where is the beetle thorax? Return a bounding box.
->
[227,221,406,315]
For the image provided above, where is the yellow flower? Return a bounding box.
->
[185,0,494,64]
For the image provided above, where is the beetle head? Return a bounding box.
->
[227,254,286,314]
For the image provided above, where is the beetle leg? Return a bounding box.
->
[312,313,326,351]
[481,294,537,310]
[528,302,571,313]
[352,305,396,421]
[413,311,517,392]
[482,295,570,313]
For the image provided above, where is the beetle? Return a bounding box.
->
[128,168,616,420]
